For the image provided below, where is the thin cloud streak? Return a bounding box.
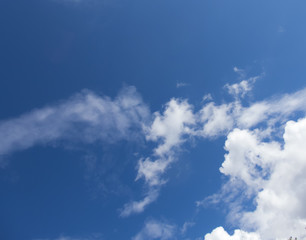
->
[0,86,149,163]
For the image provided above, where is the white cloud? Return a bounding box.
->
[202,94,213,102]
[123,80,306,217]
[204,118,306,240]
[238,88,306,128]
[4,73,306,239]
[199,102,235,137]
[220,128,281,190]
[136,157,170,187]
[198,84,306,138]
[120,189,159,217]
[0,86,149,163]
[225,76,258,99]
[204,227,260,240]
[132,220,176,240]
[147,99,195,157]
[121,99,196,216]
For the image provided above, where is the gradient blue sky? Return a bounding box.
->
[1,1,306,240]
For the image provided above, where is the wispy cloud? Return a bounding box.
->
[233,66,246,79]
[225,75,258,99]
[0,86,149,164]
[120,189,159,217]
[176,82,189,88]
[132,220,176,240]
[202,93,213,102]
[181,221,195,235]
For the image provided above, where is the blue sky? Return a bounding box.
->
[1,0,306,240]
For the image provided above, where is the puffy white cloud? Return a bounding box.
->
[132,220,176,240]
[0,86,149,162]
[220,128,281,190]
[205,118,306,240]
[204,227,260,240]
[199,102,235,137]
[239,118,306,240]
[147,98,195,157]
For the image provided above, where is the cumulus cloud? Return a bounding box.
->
[204,227,260,240]
[0,86,149,162]
[203,118,306,240]
[132,220,176,240]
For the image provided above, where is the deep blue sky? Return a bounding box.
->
[1,1,306,240]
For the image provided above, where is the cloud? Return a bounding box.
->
[120,189,159,217]
[176,82,189,88]
[237,88,306,128]
[0,86,149,163]
[204,227,260,240]
[203,117,306,240]
[181,221,195,235]
[121,99,195,216]
[225,76,258,99]
[122,77,306,217]
[147,99,195,157]
[199,82,306,138]
[202,93,213,102]
[4,73,306,240]
[233,66,246,78]
[132,220,176,240]
[199,102,235,137]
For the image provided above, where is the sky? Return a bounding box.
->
[1,0,306,240]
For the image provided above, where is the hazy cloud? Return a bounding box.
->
[132,220,176,240]
[0,86,149,163]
